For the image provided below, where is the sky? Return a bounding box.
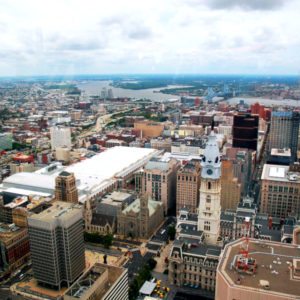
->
[0,0,300,76]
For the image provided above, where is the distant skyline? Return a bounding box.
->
[0,0,300,76]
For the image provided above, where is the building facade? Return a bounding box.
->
[55,171,78,203]
[28,201,85,289]
[143,157,180,215]
[232,113,259,151]
[176,161,201,214]
[0,224,30,279]
[268,111,300,161]
[50,126,72,150]
[260,164,300,218]
[117,195,164,239]
[198,133,222,245]
[220,160,241,210]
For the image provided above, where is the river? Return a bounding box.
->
[76,80,183,101]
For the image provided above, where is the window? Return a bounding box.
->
[206,195,211,203]
[208,182,211,190]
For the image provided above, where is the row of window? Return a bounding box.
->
[268,185,299,193]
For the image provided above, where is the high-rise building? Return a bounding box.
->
[143,156,180,215]
[55,171,78,203]
[232,113,259,151]
[220,160,241,210]
[198,132,222,245]
[216,238,300,300]
[260,163,300,218]
[107,88,114,99]
[176,160,201,214]
[268,111,300,161]
[28,202,84,289]
[50,126,72,150]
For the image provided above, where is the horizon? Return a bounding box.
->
[0,0,300,76]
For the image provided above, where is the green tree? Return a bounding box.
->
[167,225,176,240]
[103,234,113,249]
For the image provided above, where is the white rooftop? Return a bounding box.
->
[261,164,300,182]
[1,147,158,203]
[271,148,291,157]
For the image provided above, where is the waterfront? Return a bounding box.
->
[77,80,181,101]
[227,97,300,107]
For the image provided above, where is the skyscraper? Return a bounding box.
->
[198,132,222,245]
[268,111,300,161]
[28,202,84,289]
[55,171,79,203]
[50,126,72,150]
[232,113,259,151]
[176,160,201,214]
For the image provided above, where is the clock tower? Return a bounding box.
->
[198,131,221,245]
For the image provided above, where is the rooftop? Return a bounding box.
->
[218,238,300,298]
[271,148,291,157]
[66,263,126,300]
[261,164,300,182]
[1,147,158,202]
[28,201,82,225]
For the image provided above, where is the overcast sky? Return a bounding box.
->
[0,0,299,76]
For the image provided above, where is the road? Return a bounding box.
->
[79,108,136,139]
[0,264,32,300]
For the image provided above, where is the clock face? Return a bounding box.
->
[207,169,213,175]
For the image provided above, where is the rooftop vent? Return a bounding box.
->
[259,280,270,290]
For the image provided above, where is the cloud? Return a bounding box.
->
[188,0,290,11]
[0,0,299,75]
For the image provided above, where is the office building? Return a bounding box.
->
[176,160,201,214]
[260,164,300,218]
[55,171,78,203]
[268,111,300,161]
[143,156,180,214]
[28,202,84,289]
[216,238,300,300]
[220,160,241,210]
[268,148,292,165]
[50,126,72,150]
[65,263,128,300]
[0,132,13,150]
[232,113,259,151]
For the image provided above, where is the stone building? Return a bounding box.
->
[260,163,300,218]
[55,171,78,203]
[117,195,164,239]
[143,156,180,215]
[220,159,241,210]
[176,160,201,214]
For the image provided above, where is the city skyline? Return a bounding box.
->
[0,0,300,76]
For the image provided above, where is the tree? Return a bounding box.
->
[167,225,176,241]
[147,258,157,270]
[103,234,113,249]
